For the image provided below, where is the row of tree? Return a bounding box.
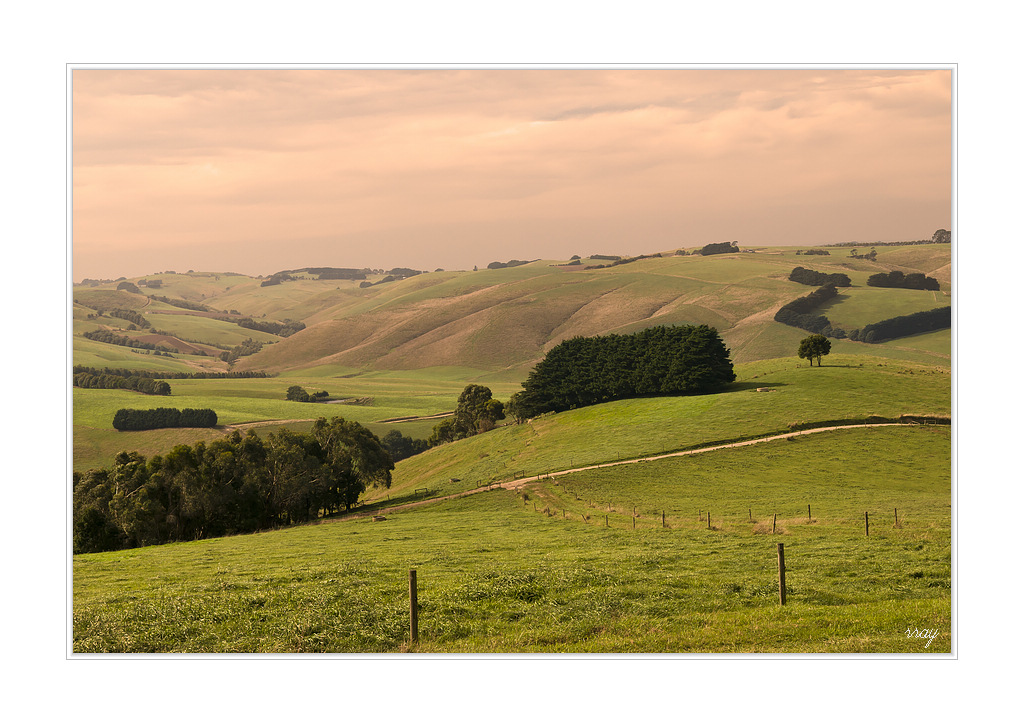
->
[109,308,151,328]
[112,407,218,431]
[74,372,171,395]
[847,306,951,343]
[773,284,844,338]
[73,418,394,553]
[219,339,264,364]
[72,365,269,380]
[866,270,941,290]
[286,385,330,402]
[505,325,736,419]
[788,266,851,287]
[236,317,306,337]
[83,329,177,353]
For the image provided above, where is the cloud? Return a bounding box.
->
[71,68,951,280]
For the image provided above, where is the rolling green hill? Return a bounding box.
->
[71,243,953,653]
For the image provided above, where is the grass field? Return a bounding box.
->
[72,426,950,653]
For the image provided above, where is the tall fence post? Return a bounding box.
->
[409,569,418,646]
[772,513,777,535]
[777,543,787,606]
[865,511,869,537]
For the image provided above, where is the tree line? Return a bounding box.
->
[866,270,940,290]
[147,295,213,312]
[506,325,736,419]
[698,241,739,256]
[773,284,844,338]
[112,407,218,431]
[788,266,851,287]
[72,365,269,380]
[847,306,951,343]
[220,339,264,364]
[74,372,171,395]
[82,329,178,353]
[236,317,306,337]
[109,308,151,328]
[73,418,394,553]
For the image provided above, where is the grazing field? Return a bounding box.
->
[71,247,953,654]
[72,426,950,653]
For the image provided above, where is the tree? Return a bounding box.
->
[931,229,951,244]
[286,385,310,402]
[798,334,832,366]
[429,384,505,446]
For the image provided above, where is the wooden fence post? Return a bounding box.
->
[808,504,811,521]
[865,511,869,537]
[707,512,711,530]
[662,511,666,528]
[777,544,786,606]
[409,569,418,645]
[894,508,898,526]
[772,513,777,534]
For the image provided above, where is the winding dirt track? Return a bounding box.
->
[343,421,930,521]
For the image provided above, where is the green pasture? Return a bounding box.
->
[374,354,949,501]
[817,287,951,330]
[72,426,950,654]
[142,312,281,347]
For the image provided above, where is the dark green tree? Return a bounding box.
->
[798,334,832,366]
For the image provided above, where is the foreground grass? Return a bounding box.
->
[73,427,950,654]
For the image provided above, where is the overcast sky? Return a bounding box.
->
[71,68,951,281]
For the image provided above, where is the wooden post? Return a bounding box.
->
[865,511,869,537]
[409,569,418,645]
[894,508,898,526]
[605,514,609,527]
[808,504,811,520]
[749,508,752,522]
[772,513,777,534]
[777,544,786,606]
[707,512,711,530]
[662,511,666,528]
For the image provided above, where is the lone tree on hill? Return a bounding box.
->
[798,334,832,366]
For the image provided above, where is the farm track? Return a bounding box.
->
[340,420,941,522]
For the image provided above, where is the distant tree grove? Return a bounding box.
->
[73,418,394,553]
[74,372,171,395]
[429,385,506,446]
[789,266,851,287]
[507,325,736,420]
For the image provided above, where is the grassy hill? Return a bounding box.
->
[71,243,953,653]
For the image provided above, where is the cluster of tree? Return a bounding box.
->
[260,272,294,287]
[380,429,429,462]
[388,268,422,278]
[798,334,832,366]
[589,255,621,261]
[584,253,663,270]
[487,259,532,270]
[76,278,116,287]
[116,281,142,293]
[83,329,178,353]
[429,385,506,446]
[773,284,845,338]
[73,365,269,380]
[109,308,151,328]
[698,241,739,256]
[147,295,212,312]
[138,279,162,288]
[848,248,878,260]
[219,339,264,364]
[73,418,394,553]
[74,372,171,395]
[506,325,736,420]
[236,317,306,337]
[789,267,852,287]
[847,306,951,343]
[286,385,330,402]
[866,270,940,290]
[112,407,218,431]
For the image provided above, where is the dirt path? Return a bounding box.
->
[344,420,933,521]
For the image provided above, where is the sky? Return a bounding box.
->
[71,68,951,281]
